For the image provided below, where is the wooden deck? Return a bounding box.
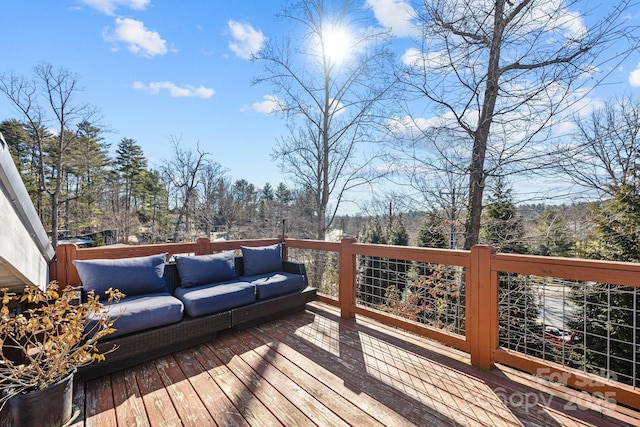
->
[70,302,640,426]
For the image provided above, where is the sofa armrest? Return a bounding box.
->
[282,260,309,287]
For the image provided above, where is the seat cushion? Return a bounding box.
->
[91,292,184,338]
[241,243,282,276]
[73,253,168,298]
[244,272,307,300]
[175,281,256,317]
[175,252,237,288]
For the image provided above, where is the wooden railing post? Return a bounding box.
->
[52,244,78,291]
[468,245,497,370]
[339,237,357,318]
[195,237,211,255]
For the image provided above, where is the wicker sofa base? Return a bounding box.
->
[232,286,317,329]
[78,286,317,380]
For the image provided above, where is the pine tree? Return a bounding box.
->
[261,182,275,201]
[357,215,410,307]
[275,182,292,204]
[115,138,147,242]
[482,177,528,254]
[137,169,170,242]
[65,121,110,235]
[533,208,574,257]
[385,215,409,302]
[415,212,447,249]
[409,212,463,331]
[483,179,542,355]
[358,218,386,305]
[0,119,39,202]
[568,185,640,386]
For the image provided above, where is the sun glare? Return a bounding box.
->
[321,26,352,65]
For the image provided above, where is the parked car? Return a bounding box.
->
[544,326,574,346]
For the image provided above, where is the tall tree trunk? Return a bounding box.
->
[463,0,505,250]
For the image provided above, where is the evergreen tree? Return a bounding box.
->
[483,179,541,355]
[358,218,386,305]
[386,215,409,297]
[415,212,447,249]
[0,119,38,201]
[482,177,528,254]
[115,138,147,241]
[532,208,574,257]
[568,185,640,386]
[137,169,170,242]
[357,216,410,307]
[409,212,462,332]
[65,121,109,234]
[261,182,274,201]
[275,182,292,204]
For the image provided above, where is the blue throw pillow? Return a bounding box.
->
[73,253,168,298]
[175,252,237,288]
[241,244,282,276]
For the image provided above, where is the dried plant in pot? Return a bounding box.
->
[0,283,123,426]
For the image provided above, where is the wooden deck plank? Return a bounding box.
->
[153,354,215,427]
[255,314,437,426]
[207,336,313,426]
[69,377,85,427]
[83,376,117,427]
[111,369,150,427]
[67,302,640,427]
[227,329,354,427]
[192,339,284,426]
[233,329,386,427]
[245,330,416,426]
[315,309,507,425]
[134,361,182,427]
[172,348,250,427]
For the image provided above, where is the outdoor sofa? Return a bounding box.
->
[72,243,316,380]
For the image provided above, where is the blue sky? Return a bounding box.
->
[1,0,292,187]
[2,0,640,213]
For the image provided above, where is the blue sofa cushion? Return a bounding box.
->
[174,281,256,317]
[244,272,307,300]
[89,292,184,339]
[241,243,282,276]
[73,253,168,298]
[175,252,236,288]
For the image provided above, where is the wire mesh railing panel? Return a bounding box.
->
[355,255,466,336]
[498,273,639,389]
[287,247,339,299]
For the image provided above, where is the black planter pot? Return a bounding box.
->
[2,371,75,427]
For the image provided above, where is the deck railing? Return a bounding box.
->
[51,237,640,411]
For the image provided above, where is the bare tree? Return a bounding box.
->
[161,138,210,242]
[397,0,638,249]
[253,0,396,239]
[0,63,99,247]
[560,94,640,198]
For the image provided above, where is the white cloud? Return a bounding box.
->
[79,0,149,16]
[227,20,266,60]
[556,9,587,39]
[104,18,169,57]
[401,47,448,68]
[252,95,282,114]
[366,0,418,37]
[132,81,215,98]
[629,63,640,87]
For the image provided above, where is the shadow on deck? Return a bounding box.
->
[71,302,640,426]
